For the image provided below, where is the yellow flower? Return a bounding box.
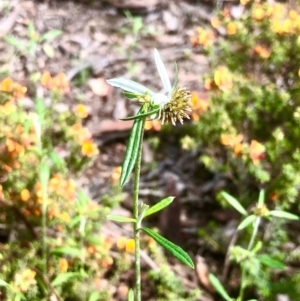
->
[117,236,127,250]
[14,269,36,293]
[73,104,88,119]
[125,239,135,253]
[240,0,250,5]
[227,22,237,35]
[59,258,69,272]
[214,66,233,91]
[20,189,30,202]
[81,140,99,157]
[211,17,221,29]
[190,91,208,121]
[252,5,265,21]
[221,133,244,155]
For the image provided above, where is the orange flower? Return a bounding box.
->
[144,120,162,131]
[0,77,27,100]
[101,256,113,268]
[20,189,30,202]
[252,5,265,21]
[41,71,52,89]
[249,140,265,165]
[214,66,233,91]
[81,140,99,157]
[41,72,70,94]
[73,104,88,119]
[227,22,237,35]
[192,27,215,47]
[254,45,271,59]
[190,91,208,121]
[221,133,244,155]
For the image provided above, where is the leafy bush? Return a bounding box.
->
[189,0,300,299]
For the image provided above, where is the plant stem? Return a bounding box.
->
[133,118,145,301]
[238,217,261,301]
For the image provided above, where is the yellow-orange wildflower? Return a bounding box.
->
[144,120,162,131]
[190,91,209,121]
[221,133,244,155]
[254,45,271,59]
[227,22,237,35]
[111,166,122,183]
[0,77,27,100]
[101,256,113,268]
[252,5,265,21]
[249,140,265,165]
[41,72,70,94]
[211,17,221,29]
[73,104,88,119]
[283,19,293,33]
[116,236,127,250]
[59,258,69,272]
[240,0,250,5]
[20,189,30,202]
[289,10,298,20]
[14,269,36,292]
[214,66,233,91]
[191,27,215,47]
[125,239,135,253]
[81,139,99,157]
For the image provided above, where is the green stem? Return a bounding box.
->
[238,217,261,301]
[133,118,145,301]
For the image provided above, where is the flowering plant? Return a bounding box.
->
[107,49,193,301]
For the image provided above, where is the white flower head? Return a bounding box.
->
[107,49,191,125]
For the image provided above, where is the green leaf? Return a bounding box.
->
[123,91,140,99]
[127,289,134,301]
[268,210,299,220]
[141,227,194,268]
[51,247,82,257]
[120,112,145,187]
[257,255,285,269]
[40,161,50,189]
[208,274,232,301]
[237,215,256,231]
[43,43,55,58]
[4,36,26,51]
[39,29,62,42]
[107,214,136,223]
[51,272,79,287]
[144,196,175,217]
[121,107,160,121]
[258,189,265,206]
[0,279,8,287]
[88,292,101,301]
[220,191,248,216]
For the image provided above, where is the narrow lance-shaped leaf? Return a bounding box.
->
[220,191,248,216]
[123,91,140,99]
[141,227,194,269]
[121,107,160,121]
[208,274,232,301]
[257,255,285,269]
[120,110,145,187]
[127,289,134,301]
[144,196,175,217]
[237,214,257,231]
[258,189,265,206]
[268,210,299,220]
[107,215,136,223]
